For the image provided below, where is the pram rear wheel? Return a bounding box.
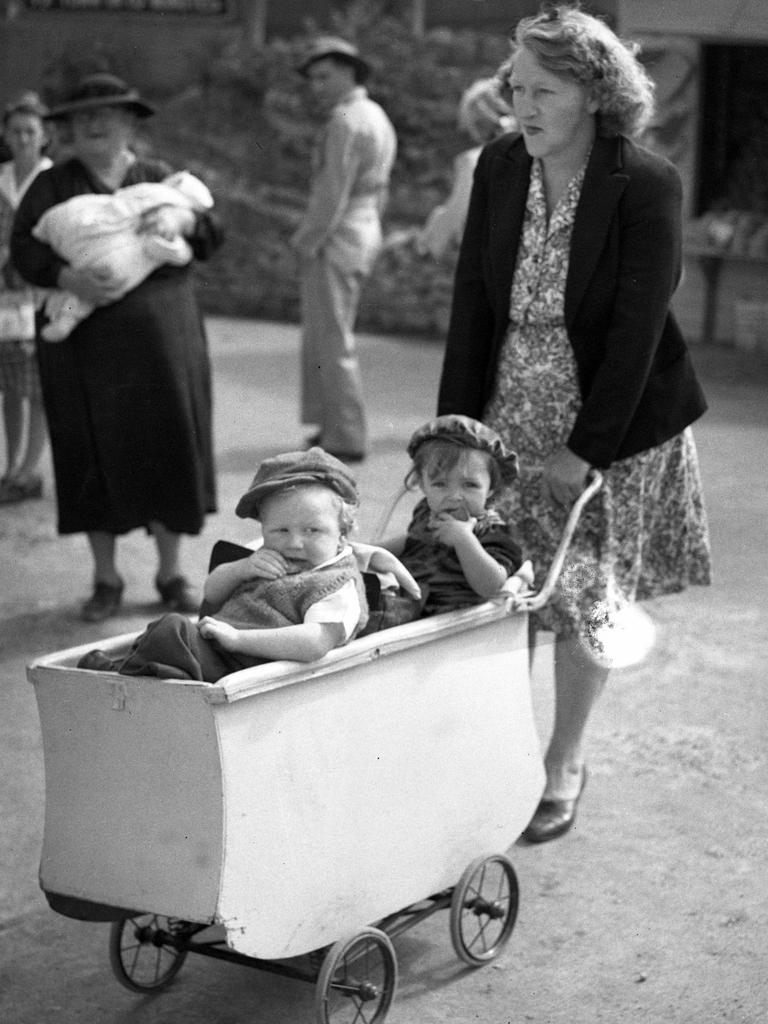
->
[450,853,519,965]
[314,926,398,1024]
[109,913,189,992]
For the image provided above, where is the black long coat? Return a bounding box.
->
[437,133,707,469]
[12,157,222,535]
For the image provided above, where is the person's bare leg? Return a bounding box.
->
[87,531,121,585]
[80,531,124,620]
[523,628,607,841]
[14,394,47,483]
[151,521,197,611]
[150,520,182,584]
[544,634,609,798]
[1,391,24,478]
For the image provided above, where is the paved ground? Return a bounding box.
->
[0,317,766,1023]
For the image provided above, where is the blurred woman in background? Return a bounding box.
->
[417,77,517,260]
[0,92,51,504]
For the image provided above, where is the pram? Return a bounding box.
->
[27,476,601,1023]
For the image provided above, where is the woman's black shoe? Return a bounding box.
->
[155,574,199,613]
[81,579,125,622]
[522,767,587,844]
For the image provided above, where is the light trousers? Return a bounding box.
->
[300,254,367,455]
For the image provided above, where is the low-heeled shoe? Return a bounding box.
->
[522,767,588,844]
[81,579,125,622]
[303,435,365,463]
[0,474,43,504]
[155,574,199,613]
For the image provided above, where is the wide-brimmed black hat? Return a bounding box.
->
[296,36,371,83]
[46,73,155,120]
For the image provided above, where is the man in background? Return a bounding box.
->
[292,36,397,463]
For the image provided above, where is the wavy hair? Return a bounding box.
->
[405,439,504,496]
[497,4,655,138]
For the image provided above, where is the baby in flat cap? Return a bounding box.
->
[78,448,416,682]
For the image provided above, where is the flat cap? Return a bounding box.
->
[407,415,519,485]
[235,447,359,520]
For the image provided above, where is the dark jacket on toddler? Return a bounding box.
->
[401,499,523,615]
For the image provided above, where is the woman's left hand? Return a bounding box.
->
[138,205,196,240]
[541,447,592,507]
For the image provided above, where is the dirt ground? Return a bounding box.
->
[0,319,766,1024]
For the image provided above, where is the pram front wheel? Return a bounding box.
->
[450,853,519,965]
[109,913,189,992]
[314,926,398,1024]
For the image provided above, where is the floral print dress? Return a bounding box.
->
[484,160,711,644]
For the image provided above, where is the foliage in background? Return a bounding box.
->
[39,5,515,335]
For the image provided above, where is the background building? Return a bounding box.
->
[3,0,766,348]
[0,1,617,100]
[618,0,768,348]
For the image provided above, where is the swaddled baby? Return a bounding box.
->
[32,170,213,340]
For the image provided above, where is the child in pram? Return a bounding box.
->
[77,447,413,682]
[78,419,531,678]
[368,414,532,629]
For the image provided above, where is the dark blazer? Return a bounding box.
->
[437,133,707,468]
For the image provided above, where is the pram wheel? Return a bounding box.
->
[109,913,189,992]
[314,926,398,1024]
[450,853,519,965]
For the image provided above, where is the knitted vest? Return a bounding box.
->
[217,549,369,637]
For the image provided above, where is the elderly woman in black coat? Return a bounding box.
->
[12,73,223,621]
[437,6,711,842]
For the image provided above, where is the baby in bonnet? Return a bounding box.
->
[31,169,213,340]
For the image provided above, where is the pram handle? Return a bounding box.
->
[514,471,603,612]
[374,470,603,612]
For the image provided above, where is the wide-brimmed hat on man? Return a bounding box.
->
[296,36,371,83]
[46,72,155,120]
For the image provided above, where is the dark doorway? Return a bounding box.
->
[697,43,768,214]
